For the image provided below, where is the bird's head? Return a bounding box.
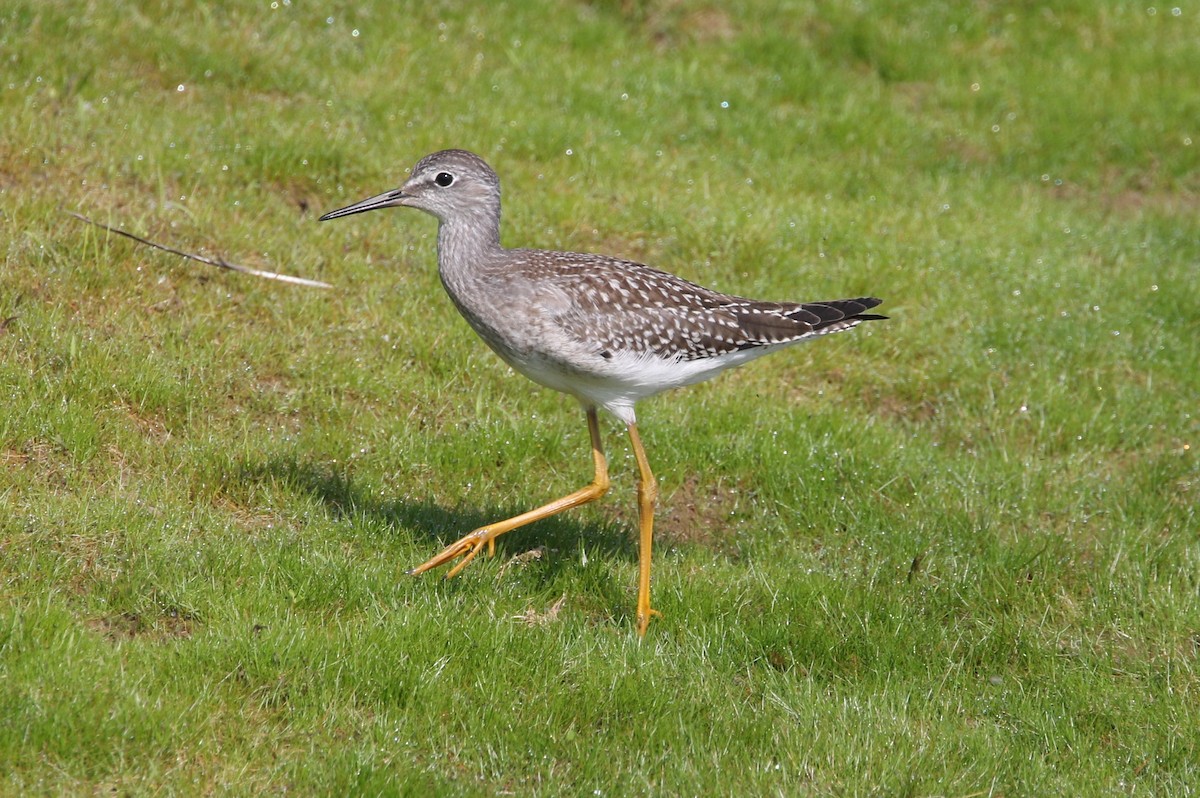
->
[319,149,501,226]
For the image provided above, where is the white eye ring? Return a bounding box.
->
[434,172,454,187]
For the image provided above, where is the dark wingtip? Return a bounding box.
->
[849,298,885,321]
[793,297,887,333]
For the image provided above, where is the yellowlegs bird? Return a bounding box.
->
[320,149,885,635]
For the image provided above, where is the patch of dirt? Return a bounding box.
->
[607,473,747,551]
[87,608,194,642]
[862,389,938,424]
[515,593,567,627]
[1,448,29,466]
[118,400,172,444]
[4,440,73,490]
[678,7,736,43]
[213,494,288,532]
[594,1,736,48]
[497,546,547,579]
[1048,167,1200,217]
[891,81,936,114]
[938,135,994,168]
[662,473,744,546]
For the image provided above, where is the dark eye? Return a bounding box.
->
[434,172,454,187]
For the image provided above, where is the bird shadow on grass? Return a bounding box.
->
[241,455,640,586]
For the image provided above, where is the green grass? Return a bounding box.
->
[2,0,1198,794]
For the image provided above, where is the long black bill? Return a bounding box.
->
[318,189,407,221]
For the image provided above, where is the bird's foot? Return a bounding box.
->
[407,527,498,579]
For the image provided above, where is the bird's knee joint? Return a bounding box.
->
[638,476,658,505]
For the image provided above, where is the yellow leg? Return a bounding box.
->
[627,422,661,636]
[408,407,609,579]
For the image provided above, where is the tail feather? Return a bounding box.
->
[788,296,887,332]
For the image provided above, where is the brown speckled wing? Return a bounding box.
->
[510,251,884,362]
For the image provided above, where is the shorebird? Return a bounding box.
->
[320,149,885,635]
